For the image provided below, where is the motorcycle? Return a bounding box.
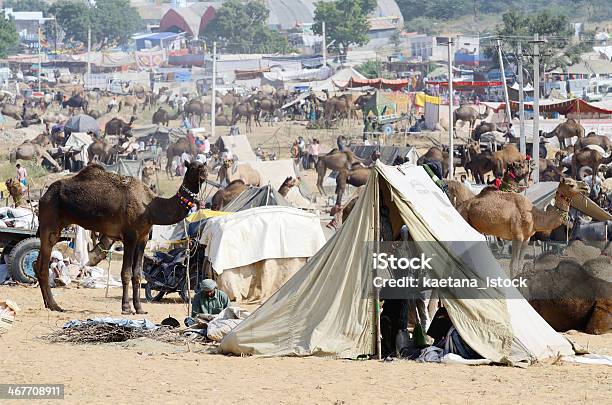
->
[143,245,203,303]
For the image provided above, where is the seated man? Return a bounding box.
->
[190,279,229,321]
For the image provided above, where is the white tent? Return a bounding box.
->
[200,206,326,301]
[218,135,258,162]
[219,162,573,364]
[250,159,315,209]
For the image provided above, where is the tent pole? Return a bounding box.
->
[376,287,381,359]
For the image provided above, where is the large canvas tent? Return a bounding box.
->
[216,135,258,162]
[250,159,314,209]
[219,162,573,364]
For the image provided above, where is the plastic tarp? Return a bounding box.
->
[64,114,100,136]
[249,160,314,209]
[262,66,332,83]
[344,77,409,91]
[217,136,257,162]
[349,145,419,165]
[223,185,290,212]
[200,206,326,275]
[219,162,573,364]
[99,159,144,180]
[64,132,93,150]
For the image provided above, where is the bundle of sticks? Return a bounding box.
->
[45,324,182,344]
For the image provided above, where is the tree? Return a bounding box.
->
[0,18,19,58]
[489,10,575,71]
[4,0,50,14]
[313,0,377,56]
[49,0,142,47]
[356,60,384,78]
[202,0,290,53]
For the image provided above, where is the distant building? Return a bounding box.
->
[3,8,43,43]
[133,32,184,51]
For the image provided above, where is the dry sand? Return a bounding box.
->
[1,280,611,405]
[1,110,610,404]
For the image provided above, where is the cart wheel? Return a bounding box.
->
[144,282,166,302]
[9,238,40,284]
[382,124,394,136]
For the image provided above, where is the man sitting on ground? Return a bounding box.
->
[190,279,229,321]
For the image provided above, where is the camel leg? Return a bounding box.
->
[120,235,137,314]
[36,226,63,311]
[585,300,611,334]
[509,239,522,277]
[316,163,327,196]
[131,239,147,314]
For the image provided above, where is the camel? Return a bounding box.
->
[453,105,491,135]
[118,96,140,116]
[335,164,370,205]
[104,116,136,137]
[1,103,22,120]
[10,141,62,171]
[491,144,525,177]
[417,147,449,179]
[231,101,257,132]
[520,246,611,334]
[472,121,501,141]
[253,96,278,125]
[570,146,612,180]
[152,107,178,126]
[183,100,211,127]
[5,178,25,207]
[32,132,51,148]
[222,91,240,110]
[35,161,208,313]
[165,138,197,177]
[316,149,365,195]
[541,119,585,149]
[458,178,588,276]
[278,176,298,197]
[62,94,88,112]
[218,162,261,187]
[574,132,612,152]
[87,139,119,164]
[211,179,247,210]
[445,180,476,207]
[141,165,158,192]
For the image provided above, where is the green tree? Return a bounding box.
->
[0,18,19,58]
[356,60,384,78]
[4,0,50,14]
[313,0,377,56]
[489,10,575,71]
[202,0,289,53]
[49,0,141,47]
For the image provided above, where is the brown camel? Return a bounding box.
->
[574,132,612,152]
[104,116,136,137]
[1,103,22,120]
[10,141,62,172]
[218,162,261,187]
[35,161,208,313]
[445,180,475,207]
[211,179,247,210]
[458,178,588,276]
[278,176,298,197]
[335,164,370,205]
[416,147,449,178]
[316,149,365,195]
[5,178,25,207]
[152,107,179,126]
[571,146,612,180]
[118,96,140,116]
[520,247,611,335]
[87,139,119,164]
[165,138,197,177]
[541,119,585,149]
[231,101,257,132]
[453,105,491,135]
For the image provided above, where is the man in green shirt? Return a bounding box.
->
[191,279,229,319]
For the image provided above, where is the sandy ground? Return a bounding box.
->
[2,105,611,404]
[1,274,611,405]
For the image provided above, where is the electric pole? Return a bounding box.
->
[532,33,541,183]
[517,42,526,155]
[447,39,454,180]
[211,41,217,138]
[496,38,512,126]
[37,23,42,92]
[322,21,327,67]
[87,26,91,79]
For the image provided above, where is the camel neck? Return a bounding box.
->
[148,178,200,226]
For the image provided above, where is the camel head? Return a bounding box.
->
[557,177,589,204]
[184,161,208,187]
[223,159,234,168]
[508,160,530,180]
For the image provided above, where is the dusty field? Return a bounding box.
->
[1,280,611,405]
